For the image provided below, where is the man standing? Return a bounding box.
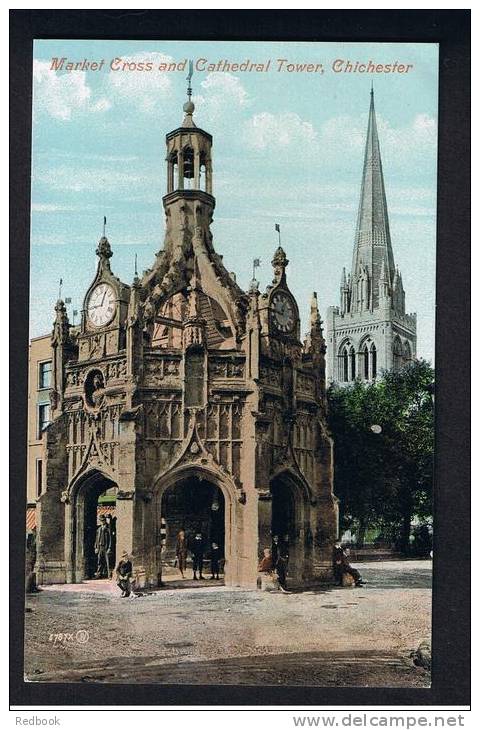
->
[275,536,290,593]
[332,540,366,587]
[105,513,116,576]
[94,515,111,578]
[115,551,133,597]
[209,541,222,580]
[190,532,205,580]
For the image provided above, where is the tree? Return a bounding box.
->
[327,360,434,552]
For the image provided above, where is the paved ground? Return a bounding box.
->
[24,560,432,687]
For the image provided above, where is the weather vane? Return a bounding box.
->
[186,59,193,100]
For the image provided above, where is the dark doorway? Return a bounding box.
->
[271,477,295,541]
[161,477,225,574]
[79,476,117,579]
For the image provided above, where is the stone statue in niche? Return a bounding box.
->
[84,369,106,410]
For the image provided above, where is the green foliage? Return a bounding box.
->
[327,360,434,551]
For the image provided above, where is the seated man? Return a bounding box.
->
[258,548,274,573]
[332,541,366,587]
[257,548,278,591]
[115,551,133,597]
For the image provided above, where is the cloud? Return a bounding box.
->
[316,111,437,172]
[105,52,173,112]
[33,164,147,193]
[31,203,79,212]
[242,107,437,174]
[193,73,250,124]
[243,111,316,150]
[33,60,110,120]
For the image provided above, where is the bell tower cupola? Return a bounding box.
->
[165,61,213,199]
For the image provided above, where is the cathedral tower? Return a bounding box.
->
[326,90,417,384]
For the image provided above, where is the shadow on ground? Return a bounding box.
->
[27,648,430,687]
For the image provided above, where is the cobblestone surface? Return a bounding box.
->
[24,560,432,687]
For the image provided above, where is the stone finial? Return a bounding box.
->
[96,236,112,260]
[52,299,70,344]
[272,245,289,283]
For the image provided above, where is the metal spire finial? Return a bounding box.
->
[102,215,107,238]
[186,59,193,101]
[183,60,195,121]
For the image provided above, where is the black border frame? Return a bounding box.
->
[10,9,470,708]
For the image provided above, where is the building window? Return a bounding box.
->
[340,347,349,382]
[349,346,356,380]
[371,343,377,379]
[38,361,52,390]
[37,403,51,438]
[36,459,43,497]
[363,344,369,379]
[393,337,403,372]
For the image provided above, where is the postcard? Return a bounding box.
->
[23,38,438,689]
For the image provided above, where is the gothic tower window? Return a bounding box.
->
[393,337,403,372]
[371,343,377,379]
[363,344,369,380]
[340,346,349,382]
[404,340,412,363]
[168,151,178,193]
[183,146,195,189]
[349,346,356,380]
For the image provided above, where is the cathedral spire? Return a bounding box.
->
[351,89,395,310]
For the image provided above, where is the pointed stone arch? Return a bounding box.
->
[66,466,119,583]
[269,466,313,582]
[152,463,239,586]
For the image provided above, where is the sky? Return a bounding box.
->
[30,40,438,362]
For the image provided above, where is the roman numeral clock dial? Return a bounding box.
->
[87,283,116,327]
[271,292,295,334]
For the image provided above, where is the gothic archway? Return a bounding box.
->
[270,469,311,582]
[68,468,118,582]
[153,465,237,585]
[161,477,225,580]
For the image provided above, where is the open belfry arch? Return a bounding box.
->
[35,74,338,588]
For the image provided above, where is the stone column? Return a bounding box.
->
[64,500,74,583]
[167,158,174,193]
[257,490,272,561]
[206,161,213,195]
[177,150,184,190]
[194,151,200,190]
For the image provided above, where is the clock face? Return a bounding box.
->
[87,284,116,327]
[271,291,295,334]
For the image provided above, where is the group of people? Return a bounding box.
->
[175,529,223,580]
[257,537,366,592]
[257,534,290,592]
